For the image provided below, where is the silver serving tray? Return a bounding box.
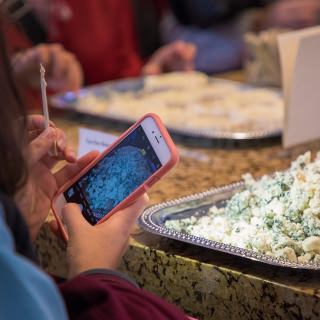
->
[50,77,282,141]
[138,182,320,270]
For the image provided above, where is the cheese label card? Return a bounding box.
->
[78,128,117,158]
[278,26,320,148]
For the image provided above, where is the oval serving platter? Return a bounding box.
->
[50,76,283,142]
[138,182,320,270]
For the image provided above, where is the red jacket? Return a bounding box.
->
[50,0,168,84]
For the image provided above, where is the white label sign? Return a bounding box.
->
[278,26,320,148]
[78,128,117,158]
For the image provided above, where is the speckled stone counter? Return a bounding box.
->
[36,95,320,320]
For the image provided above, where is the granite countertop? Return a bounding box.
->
[36,74,320,320]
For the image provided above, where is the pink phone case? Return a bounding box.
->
[52,113,179,241]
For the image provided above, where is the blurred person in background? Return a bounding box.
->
[20,0,196,84]
[164,0,320,73]
[5,0,194,110]
[5,0,320,82]
[3,4,83,109]
[12,43,83,92]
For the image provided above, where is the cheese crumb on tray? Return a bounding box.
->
[74,72,284,134]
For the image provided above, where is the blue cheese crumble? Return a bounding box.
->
[165,152,320,263]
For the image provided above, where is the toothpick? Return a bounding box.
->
[40,64,58,156]
[40,63,49,128]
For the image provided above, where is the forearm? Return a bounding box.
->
[161,14,245,73]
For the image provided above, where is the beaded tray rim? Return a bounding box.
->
[138,182,320,270]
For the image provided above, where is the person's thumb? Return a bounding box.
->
[106,194,149,232]
[28,127,56,166]
[62,203,88,237]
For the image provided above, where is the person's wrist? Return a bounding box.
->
[67,251,120,279]
[68,263,117,279]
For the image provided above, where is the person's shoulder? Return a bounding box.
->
[0,199,68,320]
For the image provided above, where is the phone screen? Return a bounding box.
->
[64,125,162,225]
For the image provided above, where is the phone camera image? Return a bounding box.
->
[64,125,162,225]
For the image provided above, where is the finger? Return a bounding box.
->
[62,203,88,237]
[13,48,38,69]
[33,44,51,68]
[28,127,70,167]
[43,146,76,169]
[141,63,162,76]
[63,146,77,163]
[171,42,196,68]
[101,194,149,233]
[64,55,83,91]
[54,128,67,151]
[54,151,100,187]
[48,53,83,92]
[145,41,196,73]
[28,129,43,142]
[27,115,56,131]
[142,46,169,73]
[184,43,197,61]
[12,49,44,84]
[27,117,71,160]
[41,142,76,170]
[28,127,56,166]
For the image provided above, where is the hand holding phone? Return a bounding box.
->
[52,113,179,240]
[62,194,148,277]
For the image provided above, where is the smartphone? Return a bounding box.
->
[52,113,179,240]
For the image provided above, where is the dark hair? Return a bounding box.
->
[0,12,27,196]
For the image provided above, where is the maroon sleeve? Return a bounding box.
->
[57,272,189,320]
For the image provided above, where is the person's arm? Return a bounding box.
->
[0,207,68,320]
[12,117,190,319]
[141,41,196,75]
[160,13,244,74]
[12,43,83,92]
[52,199,190,320]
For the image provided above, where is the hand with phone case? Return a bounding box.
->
[62,194,148,278]
[52,113,179,241]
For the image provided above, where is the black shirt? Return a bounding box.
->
[170,0,276,27]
